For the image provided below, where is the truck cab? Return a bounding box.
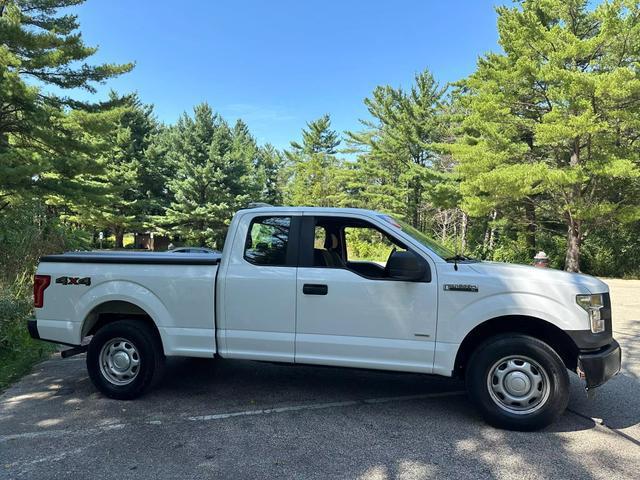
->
[29,206,621,430]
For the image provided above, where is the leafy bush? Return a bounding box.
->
[0,202,91,295]
[582,223,640,278]
[0,294,55,389]
[0,202,90,389]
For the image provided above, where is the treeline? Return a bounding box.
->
[3,0,640,285]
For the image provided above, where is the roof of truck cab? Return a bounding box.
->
[236,206,384,217]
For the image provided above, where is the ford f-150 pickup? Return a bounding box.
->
[28,206,621,430]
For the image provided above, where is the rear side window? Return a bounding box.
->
[244,217,291,266]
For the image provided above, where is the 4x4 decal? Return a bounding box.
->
[55,276,91,286]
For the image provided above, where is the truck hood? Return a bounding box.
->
[467,261,608,294]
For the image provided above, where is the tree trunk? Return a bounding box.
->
[565,215,581,272]
[441,210,448,243]
[460,211,468,253]
[483,210,498,252]
[114,229,124,249]
[565,138,582,272]
[524,199,537,258]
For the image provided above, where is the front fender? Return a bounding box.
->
[438,292,583,345]
[432,292,585,376]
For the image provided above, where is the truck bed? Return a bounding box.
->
[34,250,219,357]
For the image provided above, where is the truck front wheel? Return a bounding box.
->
[466,334,569,431]
[87,320,165,400]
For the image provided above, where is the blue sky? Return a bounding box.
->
[73,1,503,149]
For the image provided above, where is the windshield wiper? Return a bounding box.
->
[445,254,473,262]
[445,254,477,271]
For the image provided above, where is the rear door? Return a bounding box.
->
[295,214,438,373]
[218,212,301,362]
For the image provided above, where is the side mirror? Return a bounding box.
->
[386,250,429,282]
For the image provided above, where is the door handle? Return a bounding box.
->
[303,284,328,295]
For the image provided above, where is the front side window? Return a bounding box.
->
[308,216,415,279]
[244,216,291,266]
[344,226,407,268]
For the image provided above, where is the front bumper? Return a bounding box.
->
[577,340,621,390]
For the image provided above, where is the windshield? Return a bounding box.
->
[378,215,455,259]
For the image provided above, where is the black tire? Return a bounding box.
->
[87,320,165,400]
[466,334,569,431]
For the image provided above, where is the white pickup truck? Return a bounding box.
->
[29,206,621,430]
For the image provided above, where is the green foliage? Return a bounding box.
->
[449,0,640,271]
[346,70,456,228]
[285,115,344,207]
[256,144,286,205]
[0,0,133,212]
[0,294,55,390]
[581,223,640,278]
[0,202,88,389]
[0,201,91,295]
[79,93,159,247]
[289,114,340,154]
[161,104,262,247]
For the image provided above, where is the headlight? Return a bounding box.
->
[576,294,605,333]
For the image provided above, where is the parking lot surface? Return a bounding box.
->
[2,279,639,479]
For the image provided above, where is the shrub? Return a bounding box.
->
[0,294,55,389]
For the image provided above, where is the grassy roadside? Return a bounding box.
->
[0,295,56,391]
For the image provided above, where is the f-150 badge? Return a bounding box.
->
[56,276,91,286]
[444,284,478,292]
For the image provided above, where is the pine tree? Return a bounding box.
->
[450,0,640,271]
[80,93,158,247]
[256,144,285,205]
[162,104,263,247]
[285,115,343,207]
[0,0,133,211]
[346,70,454,230]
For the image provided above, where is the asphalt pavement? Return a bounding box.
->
[1,278,639,479]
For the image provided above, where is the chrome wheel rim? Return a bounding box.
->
[99,338,140,386]
[487,355,550,415]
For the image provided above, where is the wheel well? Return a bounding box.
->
[453,315,579,377]
[82,301,163,351]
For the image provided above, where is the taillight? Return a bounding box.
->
[34,275,51,308]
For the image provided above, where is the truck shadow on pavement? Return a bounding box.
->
[2,355,640,479]
[159,357,640,433]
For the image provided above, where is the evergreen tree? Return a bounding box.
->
[290,114,340,154]
[80,93,158,247]
[163,104,262,247]
[285,115,343,206]
[450,0,640,271]
[256,144,285,205]
[346,70,454,230]
[0,0,133,211]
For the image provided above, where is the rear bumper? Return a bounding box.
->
[577,340,621,389]
[27,319,40,339]
[26,318,76,347]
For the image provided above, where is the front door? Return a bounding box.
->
[295,214,438,373]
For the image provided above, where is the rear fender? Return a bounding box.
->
[76,280,171,351]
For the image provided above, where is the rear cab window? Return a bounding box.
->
[244,216,291,266]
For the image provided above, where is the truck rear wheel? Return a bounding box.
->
[466,334,569,431]
[87,320,165,400]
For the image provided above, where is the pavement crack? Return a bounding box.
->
[567,408,640,448]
